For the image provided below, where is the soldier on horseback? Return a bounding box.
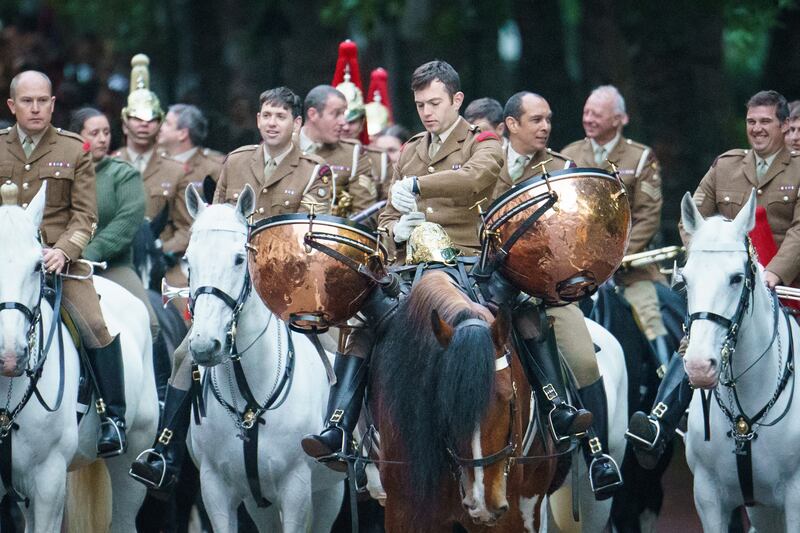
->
[301,60,623,500]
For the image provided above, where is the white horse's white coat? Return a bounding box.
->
[681,191,800,533]
[184,186,344,532]
[0,186,158,532]
[543,317,628,533]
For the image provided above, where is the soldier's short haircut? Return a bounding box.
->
[259,87,303,119]
[503,91,546,123]
[791,105,800,121]
[9,70,52,99]
[69,107,105,134]
[465,98,504,128]
[376,124,410,144]
[411,60,460,98]
[304,85,345,120]
[168,103,208,146]
[747,90,790,122]
[591,85,626,115]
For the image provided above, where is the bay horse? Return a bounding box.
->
[370,269,556,532]
[681,191,800,532]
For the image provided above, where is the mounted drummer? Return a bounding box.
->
[0,71,128,457]
[491,90,623,499]
[562,86,670,367]
[129,85,334,495]
[626,89,800,468]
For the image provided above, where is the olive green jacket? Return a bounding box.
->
[82,156,146,267]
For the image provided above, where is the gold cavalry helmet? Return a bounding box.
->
[406,222,461,265]
[365,67,392,136]
[121,54,164,122]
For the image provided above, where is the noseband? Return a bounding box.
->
[0,263,45,359]
[190,267,252,354]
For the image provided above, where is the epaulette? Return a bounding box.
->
[339,138,360,147]
[711,148,748,168]
[110,149,123,158]
[363,144,386,155]
[791,150,800,157]
[545,147,571,163]
[475,131,500,143]
[55,128,84,143]
[469,124,479,133]
[561,139,587,152]
[623,138,652,153]
[201,147,225,162]
[0,127,11,135]
[300,151,326,165]
[228,144,259,156]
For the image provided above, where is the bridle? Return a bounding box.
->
[189,264,252,355]
[446,319,518,477]
[0,262,45,363]
[684,238,757,372]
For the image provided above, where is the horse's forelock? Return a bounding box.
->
[0,207,39,250]
[190,204,247,234]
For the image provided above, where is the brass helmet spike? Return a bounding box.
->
[1,180,19,206]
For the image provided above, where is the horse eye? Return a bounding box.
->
[730,273,744,285]
[33,262,41,273]
[234,254,245,266]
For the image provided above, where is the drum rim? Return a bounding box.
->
[250,213,380,243]
[484,167,618,222]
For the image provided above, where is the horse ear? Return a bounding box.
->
[733,188,757,235]
[25,181,46,228]
[431,309,453,348]
[237,184,256,219]
[185,183,205,219]
[491,309,510,349]
[681,191,704,236]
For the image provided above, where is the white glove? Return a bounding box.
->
[390,177,417,214]
[393,212,426,243]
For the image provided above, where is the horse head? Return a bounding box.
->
[680,190,758,388]
[0,183,46,376]
[374,270,516,526]
[431,306,515,526]
[184,183,255,367]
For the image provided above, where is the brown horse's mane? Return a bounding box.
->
[405,271,493,327]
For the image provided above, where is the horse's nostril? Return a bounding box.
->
[708,359,717,369]
[496,504,509,515]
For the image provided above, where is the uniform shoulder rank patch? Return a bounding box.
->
[693,191,706,206]
[358,174,377,197]
[640,181,661,201]
[475,131,499,143]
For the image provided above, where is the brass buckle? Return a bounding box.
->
[330,409,344,424]
[95,399,107,415]
[542,384,558,401]
[652,402,667,419]
[589,436,602,455]
[192,368,201,382]
[158,428,173,445]
[242,410,256,429]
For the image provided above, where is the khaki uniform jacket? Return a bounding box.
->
[213,142,333,222]
[180,147,223,186]
[687,146,800,284]
[378,117,504,262]
[315,139,377,212]
[0,125,96,261]
[112,147,190,254]
[493,146,575,199]
[364,144,390,201]
[562,136,663,284]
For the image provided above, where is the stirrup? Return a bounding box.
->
[129,448,168,489]
[588,453,623,494]
[547,403,588,443]
[97,419,126,458]
[625,413,662,450]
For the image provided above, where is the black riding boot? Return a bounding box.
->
[515,317,593,443]
[301,353,368,472]
[579,377,623,500]
[87,335,128,457]
[625,353,692,469]
[650,335,672,378]
[129,385,192,497]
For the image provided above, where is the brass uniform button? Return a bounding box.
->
[258,207,265,214]
[24,164,31,171]
[757,189,763,195]
[322,176,329,184]
[724,196,730,202]
[233,193,239,199]
[162,190,169,196]
[54,171,60,177]
[22,183,29,190]
[283,200,290,207]
[784,195,790,202]
[318,188,327,197]
[262,188,268,193]
[22,203,28,208]
[427,166,435,173]
[426,206,434,214]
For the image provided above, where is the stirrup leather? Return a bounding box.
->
[129,449,168,489]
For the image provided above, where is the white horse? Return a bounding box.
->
[184,184,344,532]
[680,191,800,532]
[0,184,158,532]
[542,317,628,533]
